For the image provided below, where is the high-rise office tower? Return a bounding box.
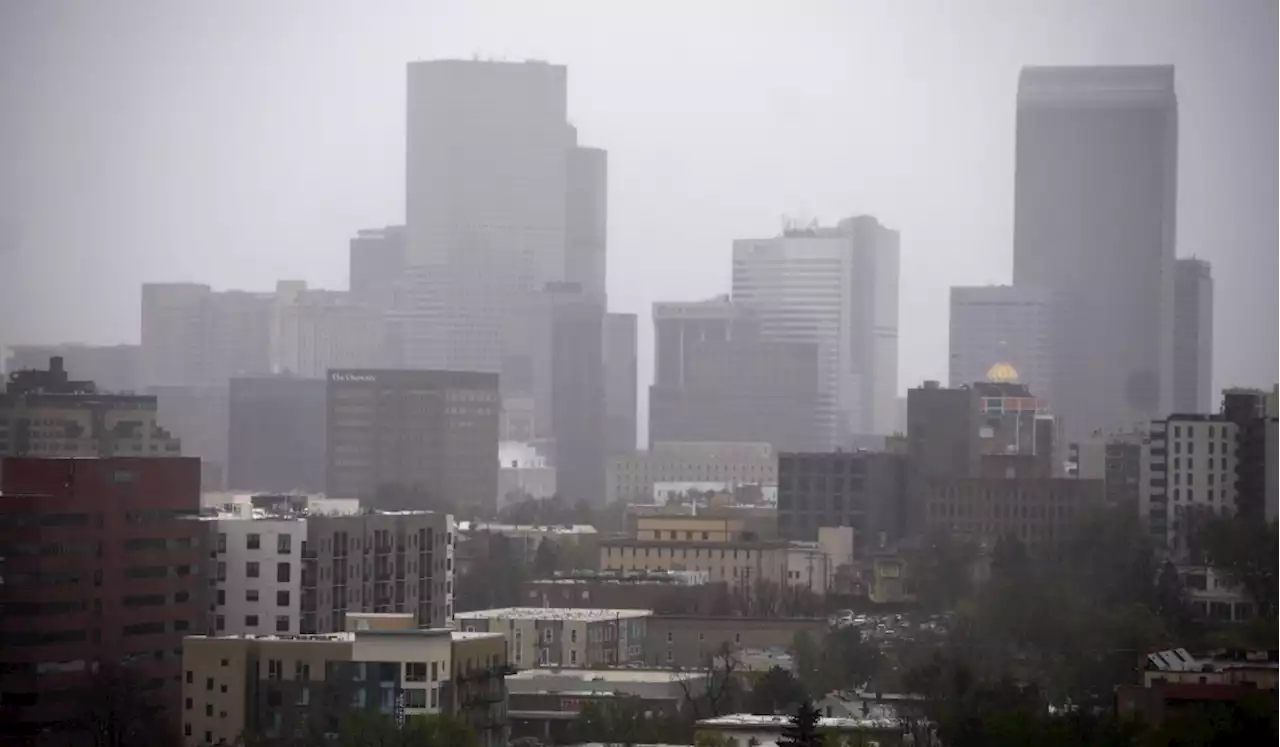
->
[325,368,499,510]
[547,285,606,504]
[602,312,638,456]
[349,225,406,305]
[732,215,900,444]
[227,375,327,493]
[1173,258,1213,414]
[404,59,605,378]
[949,285,1054,406]
[649,298,821,451]
[141,283,274,389]
[1013,66,1178,442]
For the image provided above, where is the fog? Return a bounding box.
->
[1,0,1276,442]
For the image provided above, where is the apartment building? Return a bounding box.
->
[0,357,181,458]
[453,608,650,669]
[777,450,907,551]
[607,441,776,505]
[0,457,205,743]
[205,516,308,636]
[181,614,510,747]
[644,615,827,668]
[923,476,1104,548]
[303,511,455,634]
[5,343,141,393]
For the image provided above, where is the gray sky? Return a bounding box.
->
[1,0,1275,440]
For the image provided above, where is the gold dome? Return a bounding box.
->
[986,362,1019,383]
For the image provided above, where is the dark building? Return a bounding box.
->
[650,299,820,450]
[777,451,907,552]
[1013,65,1178,443]
[923,475,1104,549]
[971,379,1060,478]
[4,344,141,393]
[0,456,204,745]
[1,357,181,459]
[348,225,406,305]
[325,368,499,510]
[227,376,327,493]
[547,286,606,504]
[1221,388,1276,521]
[906,382,980,481]
[602,312,638,456]
[1172,258,1213,414]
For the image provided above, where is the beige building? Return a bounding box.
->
[0,358,181,458]
[600,536,793,593]
[453,607,650,669]
[608,441,777,504]
[635,516,747,543]
[181,613,509,747]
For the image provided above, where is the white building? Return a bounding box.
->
[498,441,557,506]
[732,216,900,442]
[206,515,309,636]
[453,607,650,668]
[1142,416,1239,555]
[607,441,777,505]
[949,285,1054,405]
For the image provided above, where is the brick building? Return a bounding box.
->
[0,456,204,745]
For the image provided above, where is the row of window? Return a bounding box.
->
[213,588,292,606]
[216,532,293,553]
[215,560,291,582]
[604,545,764,560]
[212,614,290,632]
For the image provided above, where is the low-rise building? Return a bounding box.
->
[923,476,1104,548]
[608,441,777,505]
[696,713,908,747]
[507,668,705,745]
[644,615,827,669]
[520,569,721,616]
[600,536,793,593]
[498,441,557,507]
[458,521,598,565]
[1115,648,1278,727]
[453,608,650,669]
[181,613,511,747]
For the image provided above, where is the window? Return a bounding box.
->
[278,534,292,554]
[430,662,438,681]
[185,671,193,684]
[275,616,290,632]
[247,534,260,550]
[267,659,283,680]
[245,615,259,627]
[404,688,427,708]
[571,650,578,665]
[246,590,259,602]
[205,704,212,717]
[666,631,673,644]
[406,663,427,682]
[246,562,260,578]
[277,562,291,583]
[185,724,192,737]
[295,661,310,681]
[216,590,225,605]
[277,590,290,607]
[206,677,214,691]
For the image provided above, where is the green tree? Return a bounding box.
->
[747,666,810,715]
[1202,517,1279,617]
[777,700,824,747]
[532,536,561,576]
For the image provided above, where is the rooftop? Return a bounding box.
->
[454,607,652,622]
[509,668,698,685]
[459,522,598,535]
[697,713,905,731]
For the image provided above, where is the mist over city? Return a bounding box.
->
[0,2,1276,746]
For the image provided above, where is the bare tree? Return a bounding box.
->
[673,642,745,720]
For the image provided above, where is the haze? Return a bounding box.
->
[1,0,1276,443]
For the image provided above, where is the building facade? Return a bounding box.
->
[602,312,638,457]
[271,284,385,378]
[1172,258,1213,415]
[1,357,181,458]
[606,441,777,505]
[777,451,906,552]
[228,376,327,493]
[453,608,649,669]
[732,216,901,441]
[141,283,275,390]
[948,285,1053,407]
[325,368,499,510]
[923,476,1104,548]
[348,225,406,307]
[302,511,456,634]
[181,620,509,747]
[0,457,205,744]
[152,383,230,490]
[205,516,307,636]
[1013,66,1178,443]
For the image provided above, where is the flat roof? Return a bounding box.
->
[451,631,505,642]
[698,714,905,731]
[509,668,698,684]
[454,607,652,622]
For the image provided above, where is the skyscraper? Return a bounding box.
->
[1013,66,1178,441]
[732,215,900,444]
[404,59,606,378]
[602,312,638,456]
[949,285,1053,404]
[1173,258,1213,414]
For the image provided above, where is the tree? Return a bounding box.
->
[777,700,824,747]
[77,663,174,747]
[747,666,810,715]
[1202,517,1279,617]
[792,626,878,696]
[571,698,687,745]
[532,536,561,576]
[675,643,745,719]
[453,531,529,611]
